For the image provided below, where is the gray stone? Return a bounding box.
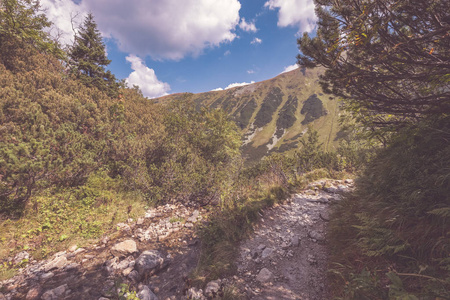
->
[137,218,145,225]
[13,251,30,264]
[111,240,137,258]
[116,223,132,234]
[135,250,165,276]
[185,288,205,300]
[320,211,330,221]
[291,236,300,247]
[186,210,200,223]
[184,222,194,228]
[40,272,55,280]
[41,284,68,300]
[256,268,273,283]
[25,287,41,300]
[204,280,221,297]
[137,286,158,300]
[98,298,110,300]
[261,247,274,259]
[127,270,140,282]
[68,245,78,252]
[0,293,5,300]
[308,230,325,241]
[44,256,68,272]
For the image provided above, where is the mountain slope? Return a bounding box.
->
[157,68,340,162]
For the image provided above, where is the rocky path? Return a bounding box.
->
[221,179,353,300]
[0,179,352,300]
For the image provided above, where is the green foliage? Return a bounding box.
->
[144,96,241,205]
[0,0,63,69]
[328,118,450,299]
[297,0,450,129]
[69,13,119,97]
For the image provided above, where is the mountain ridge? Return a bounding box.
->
[156,67,341,162]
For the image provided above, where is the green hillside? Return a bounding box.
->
[157,68,341,162]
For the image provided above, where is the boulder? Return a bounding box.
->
[43,256,68,272]
[137,285,158,300]
[256,268,273,283]
[111,240,137,258]
[41,284,69,300]
[135,250,165,276]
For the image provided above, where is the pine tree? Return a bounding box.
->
[69,13,118,96]
[297,0,450,130]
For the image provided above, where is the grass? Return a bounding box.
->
[0,172,147,280]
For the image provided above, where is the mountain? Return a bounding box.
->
[157,67,341,162]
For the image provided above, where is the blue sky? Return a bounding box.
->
[41,0,317,97]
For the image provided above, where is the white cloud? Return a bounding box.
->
[125,55,170,98]
[40,0,87,46]
[212,81,255,91]
[224,50,231,56]
[239,18,257,32]
[225,81,255,89]
[251,37,262,45]
[265,0,317,33]
[280,63,299,74]
[247,69,255,74]
[41,0,241,60]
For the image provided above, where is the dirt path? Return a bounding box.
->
[223,179,353,300]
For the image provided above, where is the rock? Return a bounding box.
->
[98,298,110,300]
[41,284,68,300]
[307,254,317,265]
[135,250,165,276]
[101,236,110,244]
[256,268,273,283]
[185,288,205,300]
[116,223,132,234]
[145,210,156,219]
[305,190,316,195]
[13,251,30,264]
[324,187,339,194]
[137,285,158,300]
[40,272,55,280]
[68,245,78,252]
[257,244,266,251]
[137,218,145,225]
[308,230,325,241]
[44,256,68,272]
[116,256,135,270]
[0,293,6,300]
[184,222,194,228]
[204,280,221,297]
[127,270,140,283]
[291,236,300,247]
[320,211,330,221]
[261,247,274,259]
[25,287,41,300]
[111,240,137,258]
[186,210,200,223]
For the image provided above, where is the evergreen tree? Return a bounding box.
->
[297,0,450,130]
[0,0,62,69]
[69,13,118,96]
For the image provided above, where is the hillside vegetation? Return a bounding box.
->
[157,67,341,162]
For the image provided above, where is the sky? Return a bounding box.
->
[41,0,317,98]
